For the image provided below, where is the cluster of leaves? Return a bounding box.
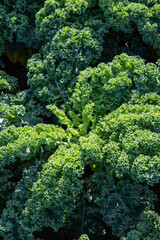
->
[99,0,160,55]
[0,144,83,239]
[0,123,66,213]
[27,26,103,106]
[0,70,24,129]
[60,53,160,137]
[27,0,105,107]
[0,76,43,130]
[0,70,18,93]
[0,53,160,239]
[0,0,106,123]
[0,0,44,51]
[122,210,160,240]
[1,0,160,239]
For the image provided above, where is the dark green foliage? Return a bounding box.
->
[122,211,160,240]
[99,0,160,55]
[0,124,66,215]
[0,70,18,93]
[27,26,104,106]
[0,5,5,55]
[77,103,160,237]
[35,0,104,43]
[2,0,44,49]
[0,71,25,129]
[0,89,45,129]
[1,51,160,239]
[26,0,105,107]
[96,179,155,237]
[1,0,160,239]
[35,0,87,42]
[0,144,84,239]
